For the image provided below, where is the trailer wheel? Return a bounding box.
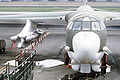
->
[2,47,5,52]
[64,53,70,65]
[101,54,107,74]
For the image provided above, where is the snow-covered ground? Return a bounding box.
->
[4,60,18,66]
[4,59,64,68]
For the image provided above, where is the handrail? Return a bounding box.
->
[11,50,36,75]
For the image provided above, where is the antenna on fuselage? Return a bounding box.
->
[83,0,88,5]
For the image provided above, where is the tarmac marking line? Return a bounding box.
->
[0,66,7,74]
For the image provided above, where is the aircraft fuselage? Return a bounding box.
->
[65,5,108,73]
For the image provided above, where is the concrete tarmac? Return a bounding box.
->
[0,25,120,80]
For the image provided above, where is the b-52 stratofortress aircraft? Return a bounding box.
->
[0,0,120,74]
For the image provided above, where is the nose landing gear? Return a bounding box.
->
[60,71,100,80]
[101,54,107,74]
[64,53,70,65]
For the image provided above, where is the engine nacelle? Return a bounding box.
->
[10,35,20,43]
[17,42,25,49]
[26,34,38,42]
[26,37,33,42]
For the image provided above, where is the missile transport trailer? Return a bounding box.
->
[0,39,6,53]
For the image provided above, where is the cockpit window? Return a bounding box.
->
[82,21,91,30]
[92,22,100,30]
[72,17,101,31]
[73,22,81,30]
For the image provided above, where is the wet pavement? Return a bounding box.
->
[0,25,120,80]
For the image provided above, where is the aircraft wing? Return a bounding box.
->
[0,11,74,25]
[4,11,75,49]
[96,11,120,26]
[96,11,120,19]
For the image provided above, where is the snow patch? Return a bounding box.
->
[4,59,64,68]
[36,59,64,68]
[4,60,18,66]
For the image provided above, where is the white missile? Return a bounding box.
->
[10,19,46,49]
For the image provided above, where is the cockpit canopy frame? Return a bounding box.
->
[68,17,105,31]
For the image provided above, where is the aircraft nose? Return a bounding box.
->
[72,32,101,63]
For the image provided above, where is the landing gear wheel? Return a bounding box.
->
[64,53,70,65]
[101,54,107,74]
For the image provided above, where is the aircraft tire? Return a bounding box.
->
[101,54,107,74]
[64,53,70,65]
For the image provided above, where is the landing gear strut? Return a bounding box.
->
[64,53,70,65]
[101,54,107,74]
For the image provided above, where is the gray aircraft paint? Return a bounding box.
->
[65,5,107,52]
